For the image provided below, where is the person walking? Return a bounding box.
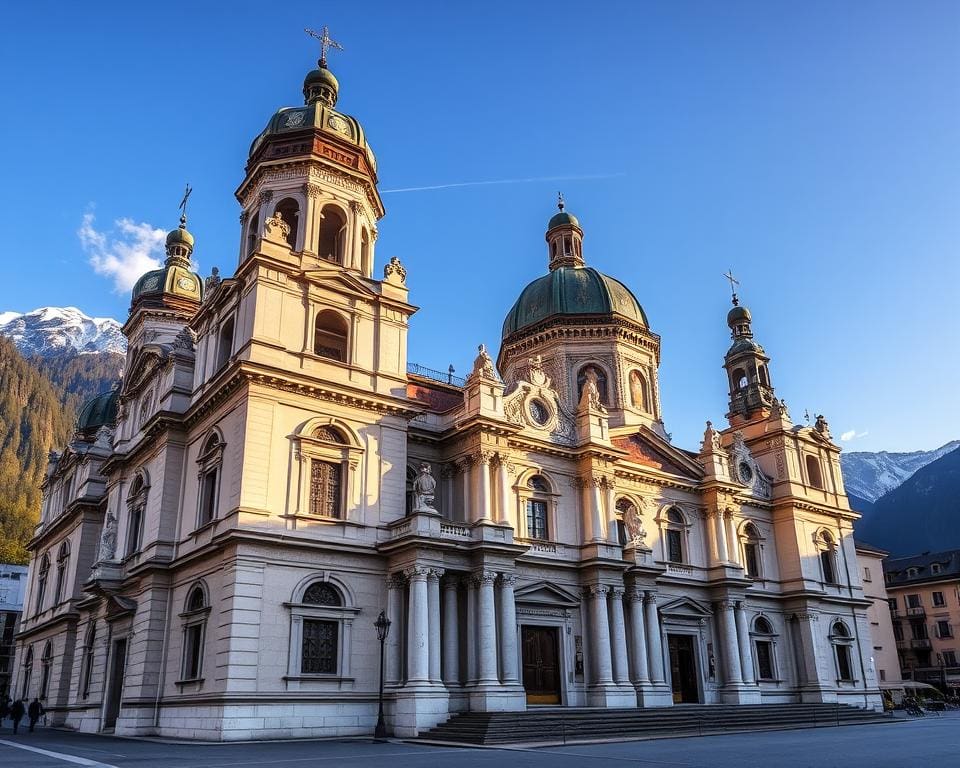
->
[27,698,43,732]
[10,699,25,734]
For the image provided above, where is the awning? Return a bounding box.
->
[879,680,941,691]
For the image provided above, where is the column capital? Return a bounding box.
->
[470,569,498,587]
[403,565,430,582]
[608,586,626,600]
[475,449,495,465]
[440,462,458,479]
[497,573,518,589]
[427,568,445,581]
[715,599,736,611]
[584,584,610,599]
[257,189,274,204]
[303,182,323,199]
[625,586,645,603]
[643,590,659,606]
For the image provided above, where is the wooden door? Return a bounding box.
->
[668,634,699,704]
[103,638,126,730]
[522,626,561,704]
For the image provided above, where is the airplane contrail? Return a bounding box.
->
[380,172,626,194]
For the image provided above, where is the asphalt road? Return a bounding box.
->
[1,713,957,768]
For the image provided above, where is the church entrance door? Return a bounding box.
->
[521,626,561,704]
[667,634,699,704]
[102,638,127,731]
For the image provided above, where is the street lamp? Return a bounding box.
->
[374,610,392,741]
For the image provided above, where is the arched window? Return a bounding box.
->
[246,211,260,258]
[314,310,349,362]
[309,427,345,519]
[53,541,70,604]
[180,583,209,682]
[197,433,224,528]
[80,622,97,699]
[665,507,686,564]
[732,367,748,390]
[818,531,837,585]
[805,455,824,490]
[742,523,762,579]
[577,364,609,405]
[21,645,33,699]
[318,205,347,264]
[35,555,50,615]
[360,228,370,274]
[275,197,300,249]
[296,581,346,675]
[216,315,235,372]
[39,641,52,700]
[405,466,418,516]
[293,421,361,523]
[752,616,777,681]
[126,472,148,556]
[629,370,650,412]
[525,475,550,540]
[614,498,634,546]
[758,365,769,387]
[831,621,855,681]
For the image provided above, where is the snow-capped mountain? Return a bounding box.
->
[0,307,125,356]
[841,441,960,503]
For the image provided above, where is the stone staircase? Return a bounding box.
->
[417,703,891,745]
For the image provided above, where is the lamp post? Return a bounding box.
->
[374,610,391,741]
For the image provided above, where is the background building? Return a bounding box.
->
[0,563,28,698]
[884,549,960,694]
[11,47,882,739]
[855,542,902,693]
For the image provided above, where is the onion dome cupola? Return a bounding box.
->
[131,204,203,311]
[76,388,119,439]
[722,277,775,425]
[498,199,662,431]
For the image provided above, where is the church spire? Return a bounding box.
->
[722,278,775,426]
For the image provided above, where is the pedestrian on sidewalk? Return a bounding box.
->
[10,699,25,734]
[27,698,43,732]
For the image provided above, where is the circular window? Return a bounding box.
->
[738,461,754,484]
[528,399,550,426]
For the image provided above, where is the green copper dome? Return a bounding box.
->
[131,222,203,307]
[502,266,648,339]
[547,210,580,230]
[76,389,119,436]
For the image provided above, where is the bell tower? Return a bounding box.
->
[722,281,775,428]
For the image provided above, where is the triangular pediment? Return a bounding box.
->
[301,265,380,300]
[514,581,580,608]
[123,346,167,396]
[658,595,713,619]
[613,426,705,480]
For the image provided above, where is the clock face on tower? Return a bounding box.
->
[738,461,754,485]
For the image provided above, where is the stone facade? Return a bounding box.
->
[11,52,882,740]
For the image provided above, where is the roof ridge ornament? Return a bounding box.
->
[722,269,739,306]
[305,25,343,69]
[178,183,192,230]
[557,191,565,212]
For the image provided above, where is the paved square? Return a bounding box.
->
[1,715,958,768]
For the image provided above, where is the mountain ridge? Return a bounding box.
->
[840,441,960,503]
[0,306,125,357]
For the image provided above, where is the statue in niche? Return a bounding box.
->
[412,463,437,513]
[98,512,118,561]
[578,367,604,411]
[623,504,647,547]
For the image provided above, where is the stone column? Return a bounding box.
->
[463,460,474,524]
[465,576,478,683]
[385,574,405,685]
[592,480,607,541]
[735,601,755,684]
[608,587,630,685]
[441,464,456,522]
[705,511,720,566]
[497,456,512,526]
[627,588,650,684]
[644,592,666,684]
[587,585,614,684]
[349,200,363,271]
[477,452,493,522]
[498,574,519,684]
[725,512,740,566]
[428,568,444,683]
[475,570,499,684]
[405,567,430,684]
[714,512,730,563]
[302,183,321,255]
[716,600,743,685]
[442,578,460,685]
[605,481,619,544]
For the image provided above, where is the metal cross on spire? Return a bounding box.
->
[722,269,740,305]
[178,184,192,227]
[557,191,565,211]
[305,25,343,67]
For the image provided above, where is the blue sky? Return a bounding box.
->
[1,1,957,453]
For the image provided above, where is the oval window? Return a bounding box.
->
[529,399,550,426]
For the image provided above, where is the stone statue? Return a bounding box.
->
[412,463,437,513]
[98,512,118,561]
[623,503,648,547]
[383,256,407,285]
[701,420,722,453]
[471,344,498,380]
[94,425,114,451]
[814,414,830,436]
[579,368,604,411]
[173,326,197,351]
[204,267,221,294]
[263,210,290,244]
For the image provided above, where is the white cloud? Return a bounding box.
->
[840,429,870,442]
[79,212,166,293]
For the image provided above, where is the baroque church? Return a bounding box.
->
[12,42,882,739]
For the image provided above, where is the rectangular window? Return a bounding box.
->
[836,645,853,681]
[907,594,922,608]
[887,598,898,612]
[182,624,203,680]
[911,620,928,640]
[667,529,683,563]
[526,500,549,540]
[893,622,903,641]
[744,543,760,579]
[933,591,946,607]
[820,550,836,584]
[309,460,342,518]
[943,650,958,666]
[863,566,872,582]
[199,469,218,525]
[755,641,774,680]
[301,618,337,674]
[879,669,886,681]
[937,620,953,639]
[127,504,144,555]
